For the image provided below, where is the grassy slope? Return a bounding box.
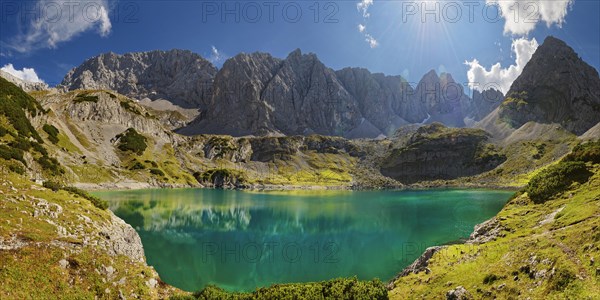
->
[0,79,185,299]
[0,167,186,299]
[31,90,359,189]
[390,164,600,299]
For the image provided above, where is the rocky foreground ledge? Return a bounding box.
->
[0,172,186,299]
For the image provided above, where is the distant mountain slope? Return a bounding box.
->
[63,49,504,138]
[179,49,365,137]
[498,36,600,135]
[61,50,217,109]
[0,69,48,92]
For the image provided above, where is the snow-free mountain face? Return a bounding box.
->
[59,47,532,138]
[61,50,218,109]
[499,36,600,135]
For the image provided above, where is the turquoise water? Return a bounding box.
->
[94,188,513,292]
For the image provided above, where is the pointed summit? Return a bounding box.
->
[499,36,600,135]
[288,48,302,58]
[420,69,439,83]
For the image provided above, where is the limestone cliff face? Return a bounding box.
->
[61,50,217,108]
[61,49,508,138]
[335,68,416,133]
[469,88,504,122]
[0,70,49,92]
[180,50,364,137]
[499,36,600,135]
[380,123,506,184]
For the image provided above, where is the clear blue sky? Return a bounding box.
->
[1,0,598,89]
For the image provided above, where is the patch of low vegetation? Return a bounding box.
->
[73,92,99,103]
[120,100,143,115]
[0,77,44,142]
[42,124,60,144]
[0,144,26,164]
[8,163,25,175]
[172,277,387,300]
[526,147,596,203]
[130,159,146,170]
[116,128,147,155]
[564,140,600,164]
[149,168,165,177]
[43,180,108,210]
[36,155,65,176]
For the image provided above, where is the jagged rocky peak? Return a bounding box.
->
[181,48,364,137]
[415,69,469,127]
[499,36,600,135]
[61,49,218,109]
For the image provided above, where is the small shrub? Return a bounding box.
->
[0,126,8,137]
[73,93,99,103]
[8,164,25,175]
[130,160,146,170]
[190,277,387,300]
[116,128,147,155]
[120,101,142,115]
[62,186,108,210]
[31,142,48,155]
[565,140,600,164]
[549,268,575,291]
[149,168,165,177]
[0,144,25,164]
[37,155,64,176]
[145,160,158,168]
[42,124,60,144]
[43,180,62,191]
[526,161,593,203]
[41,181,108,209]
[483,274,499,284]
[8,137,32,151]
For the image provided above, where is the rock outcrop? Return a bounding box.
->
[61,50,217,108]
[387,246,443,289]
[380,123,506,184]
[498,36,600,135]
[467,217,505,244]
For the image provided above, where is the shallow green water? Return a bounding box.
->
[94,188,513,292]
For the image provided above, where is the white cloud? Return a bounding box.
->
[356,1,378,48]
[487,0,573,35]
[357,0,373,18]
[365,34,379,48]
[208,46,228,65]
[401,69,410,80]
[4,0,112,53]
[1,63,44,83]
[465,37,538,94]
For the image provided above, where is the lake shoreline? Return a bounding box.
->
[78,180,522,193]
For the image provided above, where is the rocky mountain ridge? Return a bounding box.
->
[61,49,504,139]
[61,50,217,109]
